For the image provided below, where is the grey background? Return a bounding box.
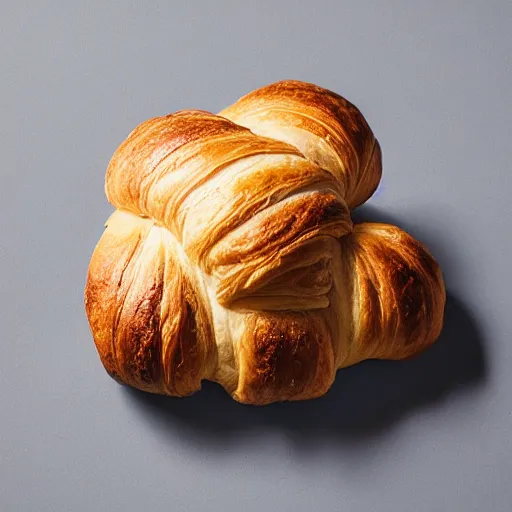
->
[1,1,511,511]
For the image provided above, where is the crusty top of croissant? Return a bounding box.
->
[85,80,445,405]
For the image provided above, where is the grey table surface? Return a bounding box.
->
[2,2,511,511]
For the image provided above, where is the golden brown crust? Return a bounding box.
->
[220,79,382,209]
[85,212,152,385]
[159,232,218,396]
[105,110,301,233]
[104,109,351,308]
[234,310,335,405]
[210,191,352,309]
[339,223,446,366]
[85,211,216,396]
[84,80,446,405]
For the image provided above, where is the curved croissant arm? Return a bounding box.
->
[84,79,446,405]
[84,211,217,396]
[338,222,446,367]
[219,80,382,209]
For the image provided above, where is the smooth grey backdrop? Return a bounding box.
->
[1,2,511,511]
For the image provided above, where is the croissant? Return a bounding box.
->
[84,80,445,405]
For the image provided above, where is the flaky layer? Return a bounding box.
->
[220,80,382,209]
[339,222,446,367]
[85,210,217,396]
[104,110,352,309]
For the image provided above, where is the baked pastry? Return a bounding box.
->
[84,80,445,405]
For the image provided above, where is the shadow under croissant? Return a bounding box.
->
[122,204,487,448]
